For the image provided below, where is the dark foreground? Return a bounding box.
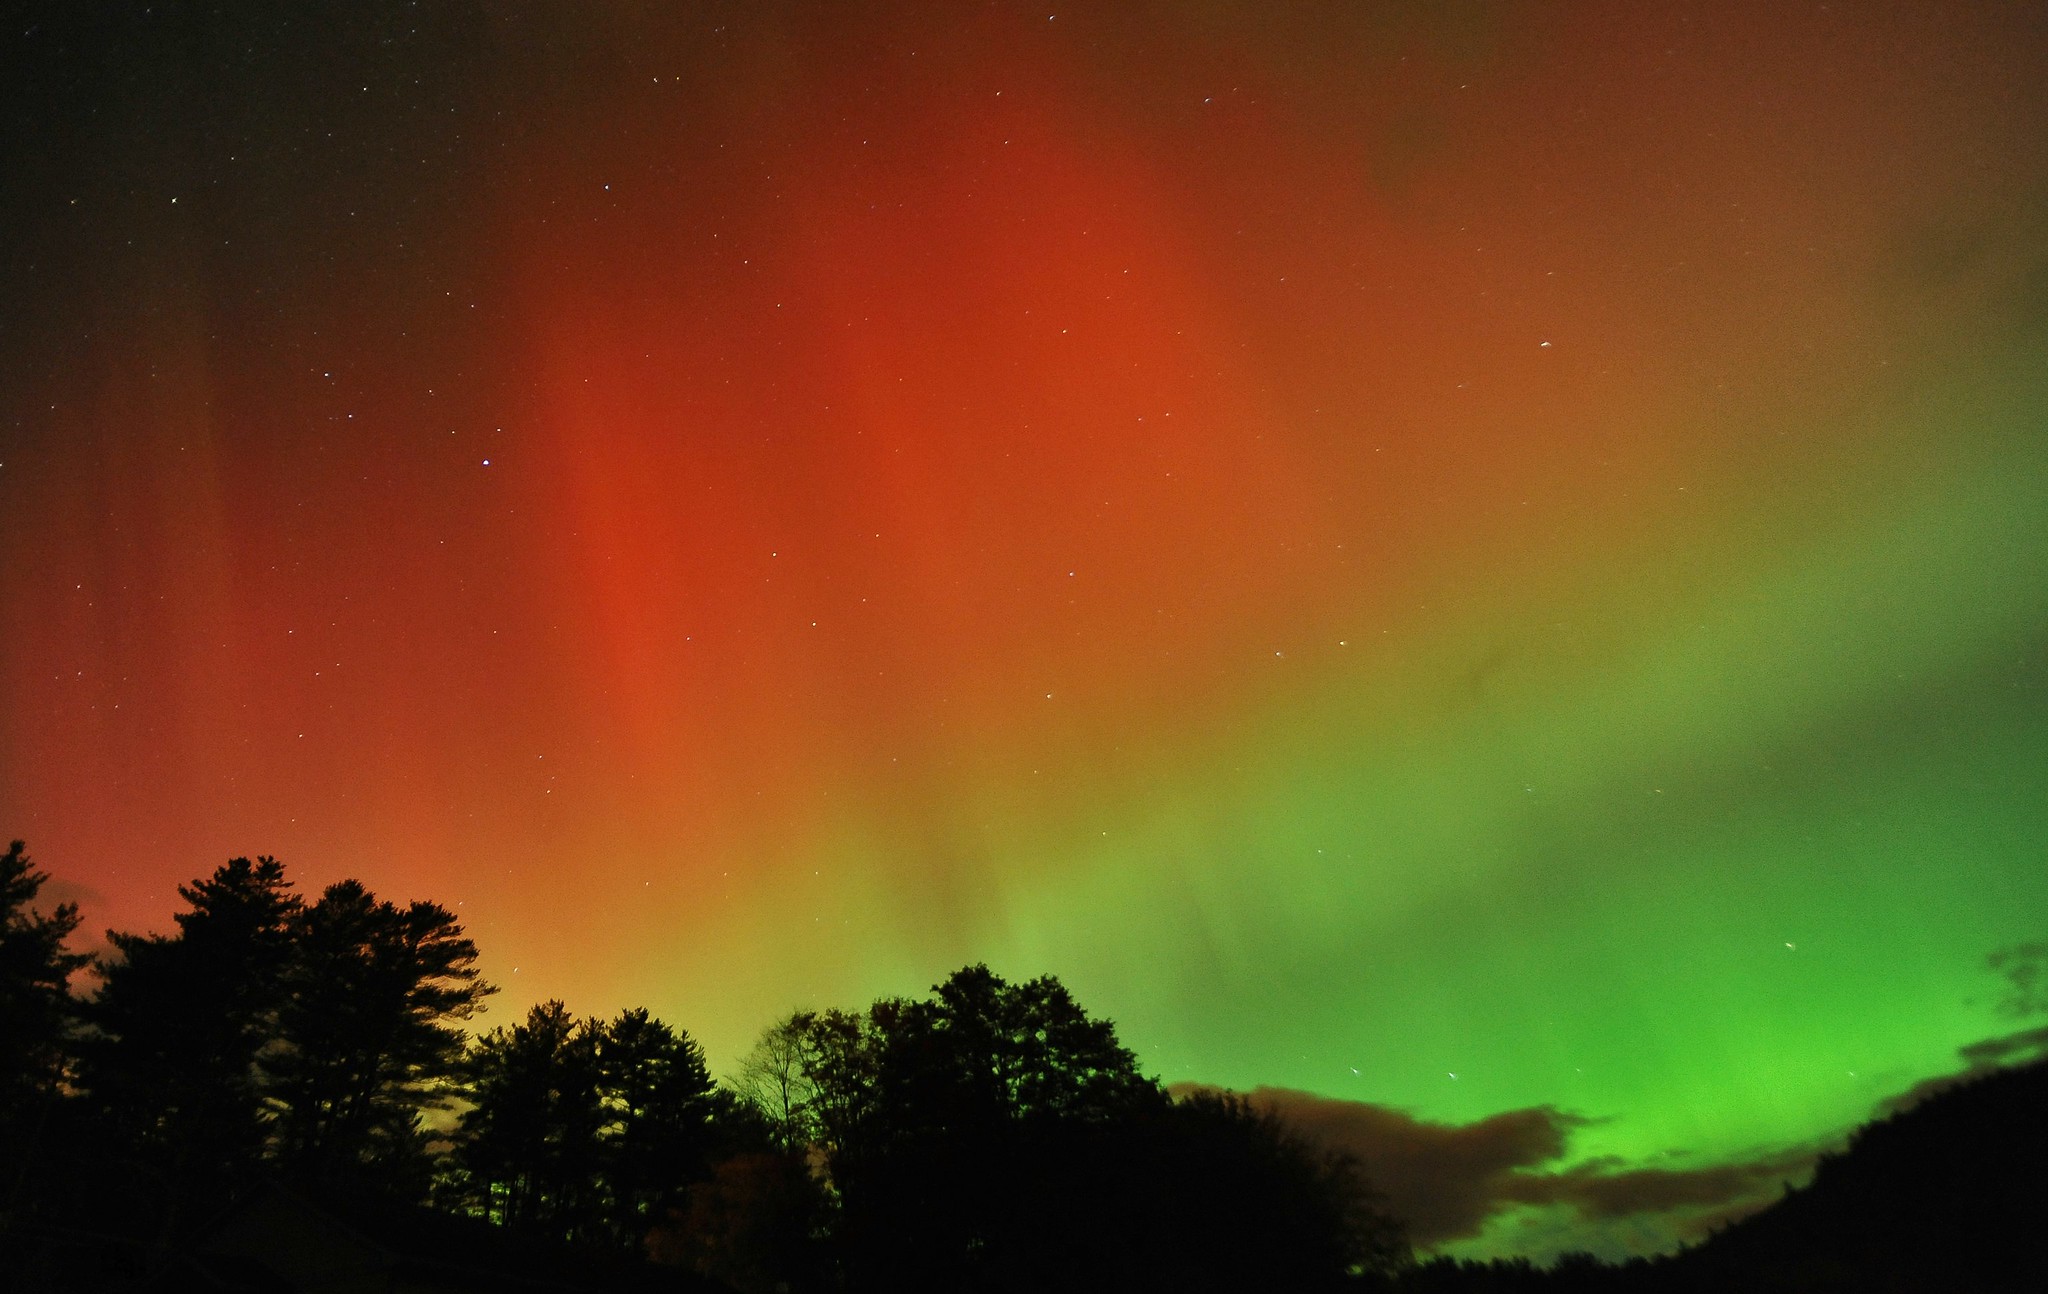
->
[4,1058,2043,1293]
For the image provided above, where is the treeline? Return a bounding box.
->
[14,842,2039,1292]
[0,842,1405,1292]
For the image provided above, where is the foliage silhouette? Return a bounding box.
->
[8,838,2042,1293]
[732,1011,824,1151]
[0,840,85,1100]
[595,1006,735,1244]
[72,856,302,1239]
[456,999,745,1252]
[0,840,89,1226]
[773,963,1406,1294]
[457,999,610,1240]
[56,856,495,1264]
[1149,1090,1411,1287]
[265,878,492,1191]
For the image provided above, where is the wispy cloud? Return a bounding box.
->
[38,875,105,911]
[1878,945,2048,1114]
[1499,1151,1811,1220]
[1988,940,2048,1018]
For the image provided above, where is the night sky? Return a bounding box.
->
[5,0,2045,1261]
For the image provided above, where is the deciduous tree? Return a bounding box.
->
[732,1012,824,1150]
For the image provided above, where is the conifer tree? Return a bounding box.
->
[0,840,90,1224]
[0,840,86,1106]
[265,879,492,1192]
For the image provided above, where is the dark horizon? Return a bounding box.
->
[5,842,2045,1291]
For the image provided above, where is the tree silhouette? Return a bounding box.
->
[456,999,737,1251]
[264,878,492,1194]
[457,1000,609,1240]
[30,839,2045,1292]
[73,856,302,1224]
[795,966,1159,1291]
[1139,1090,1410,1290]
[0,841,86,1105]
[594,1006,729,1245]
[789,1004,890,1158]
[732,1011,825,1151]
[878,963,1165,1130]
[786,964,1407,1293]
[0,841,89,1225]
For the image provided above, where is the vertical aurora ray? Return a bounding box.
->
[2,0,2044,1256]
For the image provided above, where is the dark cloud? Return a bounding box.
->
[1988,941,2048,1018]
[1885,947,2048,1112]
[1185,959,2048,1259]
[1880,1021,2048,1115]
[1959,1023,2048,1068]
[37,875,105,911]
[1173,1084,1811,1254]
[1499,1148,1814,1228]
[1172,1084,1577,1246]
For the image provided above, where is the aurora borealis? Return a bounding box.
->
[3,0,2045,1260]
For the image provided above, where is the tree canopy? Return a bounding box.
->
[747,963,1402,1294]
[8,846,1411,1294]
[265,878,492,1189]
[0,839,91,1227]
[0,840,87,1106]
[74,856,303,1202]
[457,1000,737,1249]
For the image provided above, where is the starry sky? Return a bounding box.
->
[4,0,2046,1260]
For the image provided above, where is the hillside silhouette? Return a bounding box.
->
[1396,1056,2047,1293]
[1661,1055,2047,1291]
